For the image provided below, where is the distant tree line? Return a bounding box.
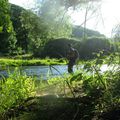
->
[39,37,112,60]
[0,0,115,59]
[72,26,105,39]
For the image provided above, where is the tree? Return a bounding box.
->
[39,37,111,59]
[40,38,79,58]
[0,0,16,54]
[79,37,111,59]
[34,0,72,39]
[111,24,120,52]
[60,0,102,40]
[59,0,101,9]
[72,25,105,39]
[20,9,49,55]
[34,0,102,41]
[10,4,29,53]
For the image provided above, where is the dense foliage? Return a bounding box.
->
[68,51,120,119]
[36,38,79,58]
[40,37,112,59]
[79,37,111,59]
[20,10,49,54]
[0,1,105,57]
[0,0,16,55]
[9,2,72,56]
[10,4,29,54]
[0,69,35,118]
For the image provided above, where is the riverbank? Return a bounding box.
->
[0,58,66,67]
[0,55,120,120]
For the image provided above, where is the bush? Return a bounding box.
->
[79,37,111,59]
[39,38,80,58]
[39,37,112,60]
[69,52,120,116]
[0,68,35,116]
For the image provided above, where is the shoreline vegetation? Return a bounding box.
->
[0,54,85,67]
[0,58,67,67]
[0,53,120,120]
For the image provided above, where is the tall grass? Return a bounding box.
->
[0,58,66,67]
[0,68,35,118]
[68,51,120,114]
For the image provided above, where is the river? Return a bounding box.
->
[0,65,80,79]
[0,64,118,80]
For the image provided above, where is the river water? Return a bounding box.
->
[0,65,79,79]
[0,64,118,80]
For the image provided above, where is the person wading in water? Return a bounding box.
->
[66,44,79,73]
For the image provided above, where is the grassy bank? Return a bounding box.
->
[0,58,66,67]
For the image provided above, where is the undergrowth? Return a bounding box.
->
[0,51,119,120]
[0,68,35,119]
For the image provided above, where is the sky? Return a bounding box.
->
[9,0,120,37]
[9,0,35,9]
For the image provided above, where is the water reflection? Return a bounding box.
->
[0,64,118,80]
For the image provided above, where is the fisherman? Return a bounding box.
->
[66,44,79,73]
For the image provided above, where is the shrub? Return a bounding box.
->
[0,68,35,115]
[39,37,112,60]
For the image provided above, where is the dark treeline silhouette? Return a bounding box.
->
[39,37,112,60]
